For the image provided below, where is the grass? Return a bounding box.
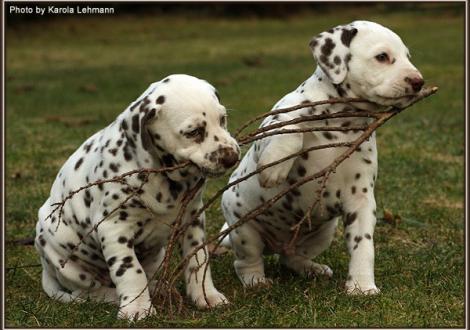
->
[5,4,465,328]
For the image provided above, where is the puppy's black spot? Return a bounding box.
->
[119,211,128,221]
[84,190,92,208]
[323,132,336,140]
[297,166,306,177]
[162,154,176,167]
[321,38,335,56]
[168,179,183,200]
[354,236,363,243]
[344,212,357,226]
[109,163,119,173]
[131,114,139,133]
[344,53,352,67]
[156,95,165,104]
[107,256,117,266]
[74,158,84,170]
[116,268,126,277]
[341,28,358,47]
[309,38,318,49]
[120,120,128,131]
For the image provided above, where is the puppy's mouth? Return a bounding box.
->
[379,93,416,101]
[185,160,227,178]
[372,92,418,107]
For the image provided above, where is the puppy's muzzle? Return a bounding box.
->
[404,75,425,93]
[218,147,240,169]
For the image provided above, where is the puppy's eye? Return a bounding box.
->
[375,52,389,63]
[185,127,204,138]
[220,115,227,127]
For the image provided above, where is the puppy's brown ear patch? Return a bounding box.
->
[341,28,358,47]
[310,24,358,84]
[140,108,158,151]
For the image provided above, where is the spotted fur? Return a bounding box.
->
[221,21,424,295]
[35,74,239,320]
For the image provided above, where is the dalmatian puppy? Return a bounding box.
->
[221,21,424,294]
[35,74,239,320]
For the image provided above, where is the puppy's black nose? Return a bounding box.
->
[220,149,239,169]
[405,76,424,93]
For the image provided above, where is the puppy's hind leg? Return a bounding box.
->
[280,220,337,278]
[230,224,272,287]
[41,261,83,303]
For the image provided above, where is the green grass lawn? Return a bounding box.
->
[5,4,465,328]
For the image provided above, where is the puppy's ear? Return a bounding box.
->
[138,96,162,151]
[309,24,358,84]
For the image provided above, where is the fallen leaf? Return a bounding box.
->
[242,55,264,67]
[382,208,401,227]
[383,208,394,224]
[10,172,21,179]
[79,84,98,93]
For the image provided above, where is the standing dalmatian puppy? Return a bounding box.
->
[35,74,239,320]
[221,21,424,294]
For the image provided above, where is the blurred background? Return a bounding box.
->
[5,2,465,328]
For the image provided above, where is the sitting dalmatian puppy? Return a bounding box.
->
[221,21,424,294]
[35,74,239,320]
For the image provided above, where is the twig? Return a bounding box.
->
[239,125,368,145]
[234,97,373,138]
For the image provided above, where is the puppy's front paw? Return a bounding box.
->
[118,302,156,321]
[345,281,380,295]
[306,263,333,279]
[258,162,293,188]
[192,290,229,309]
[240,273,273,288]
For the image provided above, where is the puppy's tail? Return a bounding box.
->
[218,223,232,248]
